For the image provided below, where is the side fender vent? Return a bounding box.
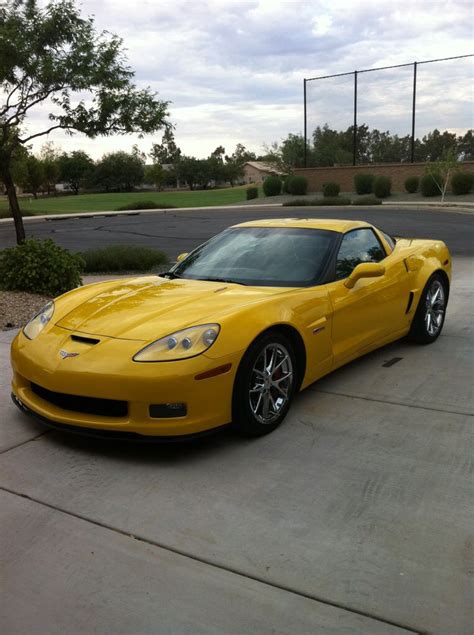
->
[405,291,414,314]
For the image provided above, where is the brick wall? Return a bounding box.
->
[294,161,474,193]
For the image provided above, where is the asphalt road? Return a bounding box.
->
[1,205,473,256]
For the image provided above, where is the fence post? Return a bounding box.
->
[353,70,358,166]
[411,61,417,163]
[303,78,307,167]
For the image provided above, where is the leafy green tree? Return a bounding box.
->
[225,143,256,166]
[0,0,169,243]
[40,142,61,195]
[425,150,459,202]
[144,163,166,190]
[417,129,458,162]
[95,151,145,191]
[211,145,225,160]
[457,130,473,161]
[17,155,45,198]
[312,125,352,166]
[58,150,94,194]
[150,129,181,165]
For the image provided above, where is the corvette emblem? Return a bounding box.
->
[59,350,80,359]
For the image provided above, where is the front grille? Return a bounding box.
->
[30,382,128,418]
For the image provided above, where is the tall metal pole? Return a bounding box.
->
[303,78,307,167]
[353,70,358,166]
[411,61,417,163]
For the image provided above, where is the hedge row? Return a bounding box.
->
[0,239,169,296]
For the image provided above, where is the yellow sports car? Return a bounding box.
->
[11,218,451,439]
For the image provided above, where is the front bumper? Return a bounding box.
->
[11,327,241,437]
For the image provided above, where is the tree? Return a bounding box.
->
[95,151,145,191]
[150,128,181,165]
[225,143,256,166]
[211,145,225,160]
[417,129,458,162]
[40,142,60,195]
[457,130,473,161]
[425,150,459,202]
[0,0,169,243]
[144,163,166,190]
[58,150,94,194]
[17,155,45,198]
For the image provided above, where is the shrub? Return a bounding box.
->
[282,176,291,194]
[282,199,312,206]
[373,175,391,198]
[314,196,351,206]
[351,195,382,206]
[287,175,308,195]
[451,171,473,195]
[404,176,419,193]
[283,196,351,206]
[0,239,84,295]
[246,186,258,200]
[115,200,176,211]
[354,173,375,195]
[80,245,168,273]
[420,174,440,197]
[323,182,340,197]
[262,175,282,196]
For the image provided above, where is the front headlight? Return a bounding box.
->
[133,324,220,362]
[23,301,55,340]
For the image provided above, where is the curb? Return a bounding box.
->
[0,203,283,224]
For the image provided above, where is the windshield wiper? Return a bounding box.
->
[199,276,247,286]
[159,271,181,279]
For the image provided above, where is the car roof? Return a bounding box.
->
[233,218,372,233]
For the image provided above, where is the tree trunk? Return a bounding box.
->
[3,168,26,244]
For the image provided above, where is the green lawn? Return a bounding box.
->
[0,186,254,216]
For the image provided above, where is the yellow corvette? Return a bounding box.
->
[11,219,451,439]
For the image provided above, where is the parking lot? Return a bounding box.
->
[1,206,473,634]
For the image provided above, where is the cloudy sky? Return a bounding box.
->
[27,0,474,159]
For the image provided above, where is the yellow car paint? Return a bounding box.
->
[11,218,451,437]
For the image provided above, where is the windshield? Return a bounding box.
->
[168,227,338,287]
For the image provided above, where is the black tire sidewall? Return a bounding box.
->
[232,331,297,436]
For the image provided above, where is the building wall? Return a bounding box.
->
[243,164,271,185]
[294,161,474,193]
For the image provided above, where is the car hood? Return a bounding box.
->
[56,276,287,341]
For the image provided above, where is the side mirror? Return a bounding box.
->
[176,252,189,263]
[344,262,385,289]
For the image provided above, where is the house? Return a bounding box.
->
[243,161,284,185]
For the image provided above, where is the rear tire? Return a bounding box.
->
[408,273,448,344]
[232,331,297,437]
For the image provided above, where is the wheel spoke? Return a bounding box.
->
[262,392,270,418]
[251,391,263,415]
[431,287,440,305]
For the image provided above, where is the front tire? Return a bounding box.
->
[408,273,448,344]
[232,331,297,437]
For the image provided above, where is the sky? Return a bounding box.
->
[26,0,474,159]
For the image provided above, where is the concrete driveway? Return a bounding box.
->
[1,261,473,633]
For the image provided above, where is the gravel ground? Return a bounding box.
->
[0,291,52,330]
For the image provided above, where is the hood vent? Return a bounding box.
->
[70,334,100,345]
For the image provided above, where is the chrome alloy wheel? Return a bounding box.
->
[424,279,445,337]
[249,343,293,424]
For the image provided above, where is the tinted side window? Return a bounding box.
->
[335,229,386,280]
